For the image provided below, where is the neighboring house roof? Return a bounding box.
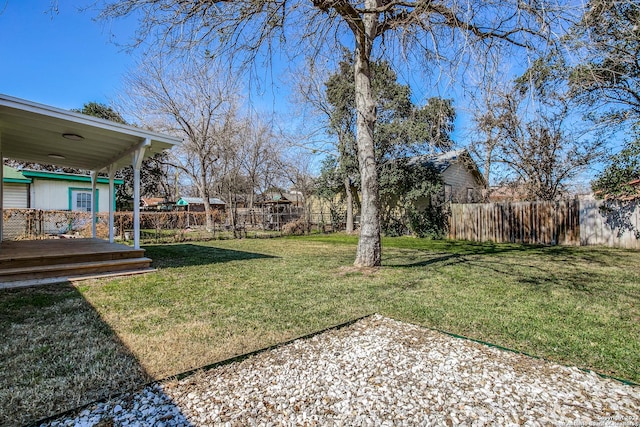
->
[141,197,166,207]
[176,197,226,206]
[3,165,125,185]
[622,178,640,200]
[2,165,31,184]
[594,177,640,201]
[488,185,529,202]
[257,193,293,205]
[409,149,486,186]
[19,169,124,185]
[410,149,464,173]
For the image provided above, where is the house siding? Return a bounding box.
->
[31,180,111,212]
[441,164,483,203]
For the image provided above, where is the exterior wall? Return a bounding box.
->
[30,179,112,213]
[2,183,29,208]
[441,163,483,203]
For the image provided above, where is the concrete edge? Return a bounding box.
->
[0,268,157,290]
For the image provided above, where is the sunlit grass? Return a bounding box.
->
[1,235,638,425]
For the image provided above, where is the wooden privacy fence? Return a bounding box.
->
[448,199,640,249]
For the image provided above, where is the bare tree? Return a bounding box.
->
[213,122,246,237]
[239,116,286,208]
[291,57,359,233]
[473,82,606,200]
[119,57,241,231]
[568,0,640,125]
[100,0,572,267]
[466,52,513,199]
[281,150,318,233]
[205,112,289,235]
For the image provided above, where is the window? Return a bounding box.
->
[72,191,92,212]
[444,185,452,202]
[467,188,474,203]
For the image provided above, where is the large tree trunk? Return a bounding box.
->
[344,175,354,233]
[353,7,381,267]
[202,195,214,232]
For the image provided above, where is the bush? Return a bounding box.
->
[406,204,449,239]
[79,220,110,239]
[282,218,309,236]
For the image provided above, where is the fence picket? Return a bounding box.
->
[448,199,639,249]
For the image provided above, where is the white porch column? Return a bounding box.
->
[108,165,117,243]
[0,132,3,244]
[132,139,149,249]
[91,171,98,238]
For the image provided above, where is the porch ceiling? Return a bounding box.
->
[0,94,181,171]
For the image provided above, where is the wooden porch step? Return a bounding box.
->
[0,257,152,282]
[0,248,144,269]
[0,250,147,269]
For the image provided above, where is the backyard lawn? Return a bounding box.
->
[1,235,639,425]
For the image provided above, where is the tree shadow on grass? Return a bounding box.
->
[384,242,533,268]
[0,283,194,427]
[143,243,278,268]
[385,240,544,268]
[385,252,465,268]
[385,241,633,270]
[385,244,640,302]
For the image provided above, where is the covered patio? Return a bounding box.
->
[0,94,181,283]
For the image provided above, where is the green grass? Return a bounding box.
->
[133,228,285,244]
[1,235,639,425]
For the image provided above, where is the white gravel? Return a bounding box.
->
[43,314,640,427]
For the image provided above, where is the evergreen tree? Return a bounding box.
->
[321,54,455,236]
[592,136,640,199]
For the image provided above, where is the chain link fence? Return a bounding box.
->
[2,208,342,242]
[2,209,110,240]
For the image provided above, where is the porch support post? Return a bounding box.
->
[0,133,3,244]
[108,165,117,243]
[132,139,149,249]
[91,171,98,238]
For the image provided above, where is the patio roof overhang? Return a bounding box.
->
[0,94,182,250]
[0,94,181,171]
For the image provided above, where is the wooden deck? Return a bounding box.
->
[0,238,153,284]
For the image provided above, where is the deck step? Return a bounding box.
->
[0,257,152,282]
[0,248,146,269]
[0,268,157,289]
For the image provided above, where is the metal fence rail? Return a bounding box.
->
[2,208,337,242]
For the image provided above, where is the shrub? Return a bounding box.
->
[282,218,309,236]
[79,220,110,239]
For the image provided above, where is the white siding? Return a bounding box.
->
[31,180,112,213]
[2,183,29,208]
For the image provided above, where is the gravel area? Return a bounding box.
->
[43,314,640,426]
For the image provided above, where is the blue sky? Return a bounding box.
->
[0,1,298,124]
[0,1,136,110]
[0,2,467,132]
